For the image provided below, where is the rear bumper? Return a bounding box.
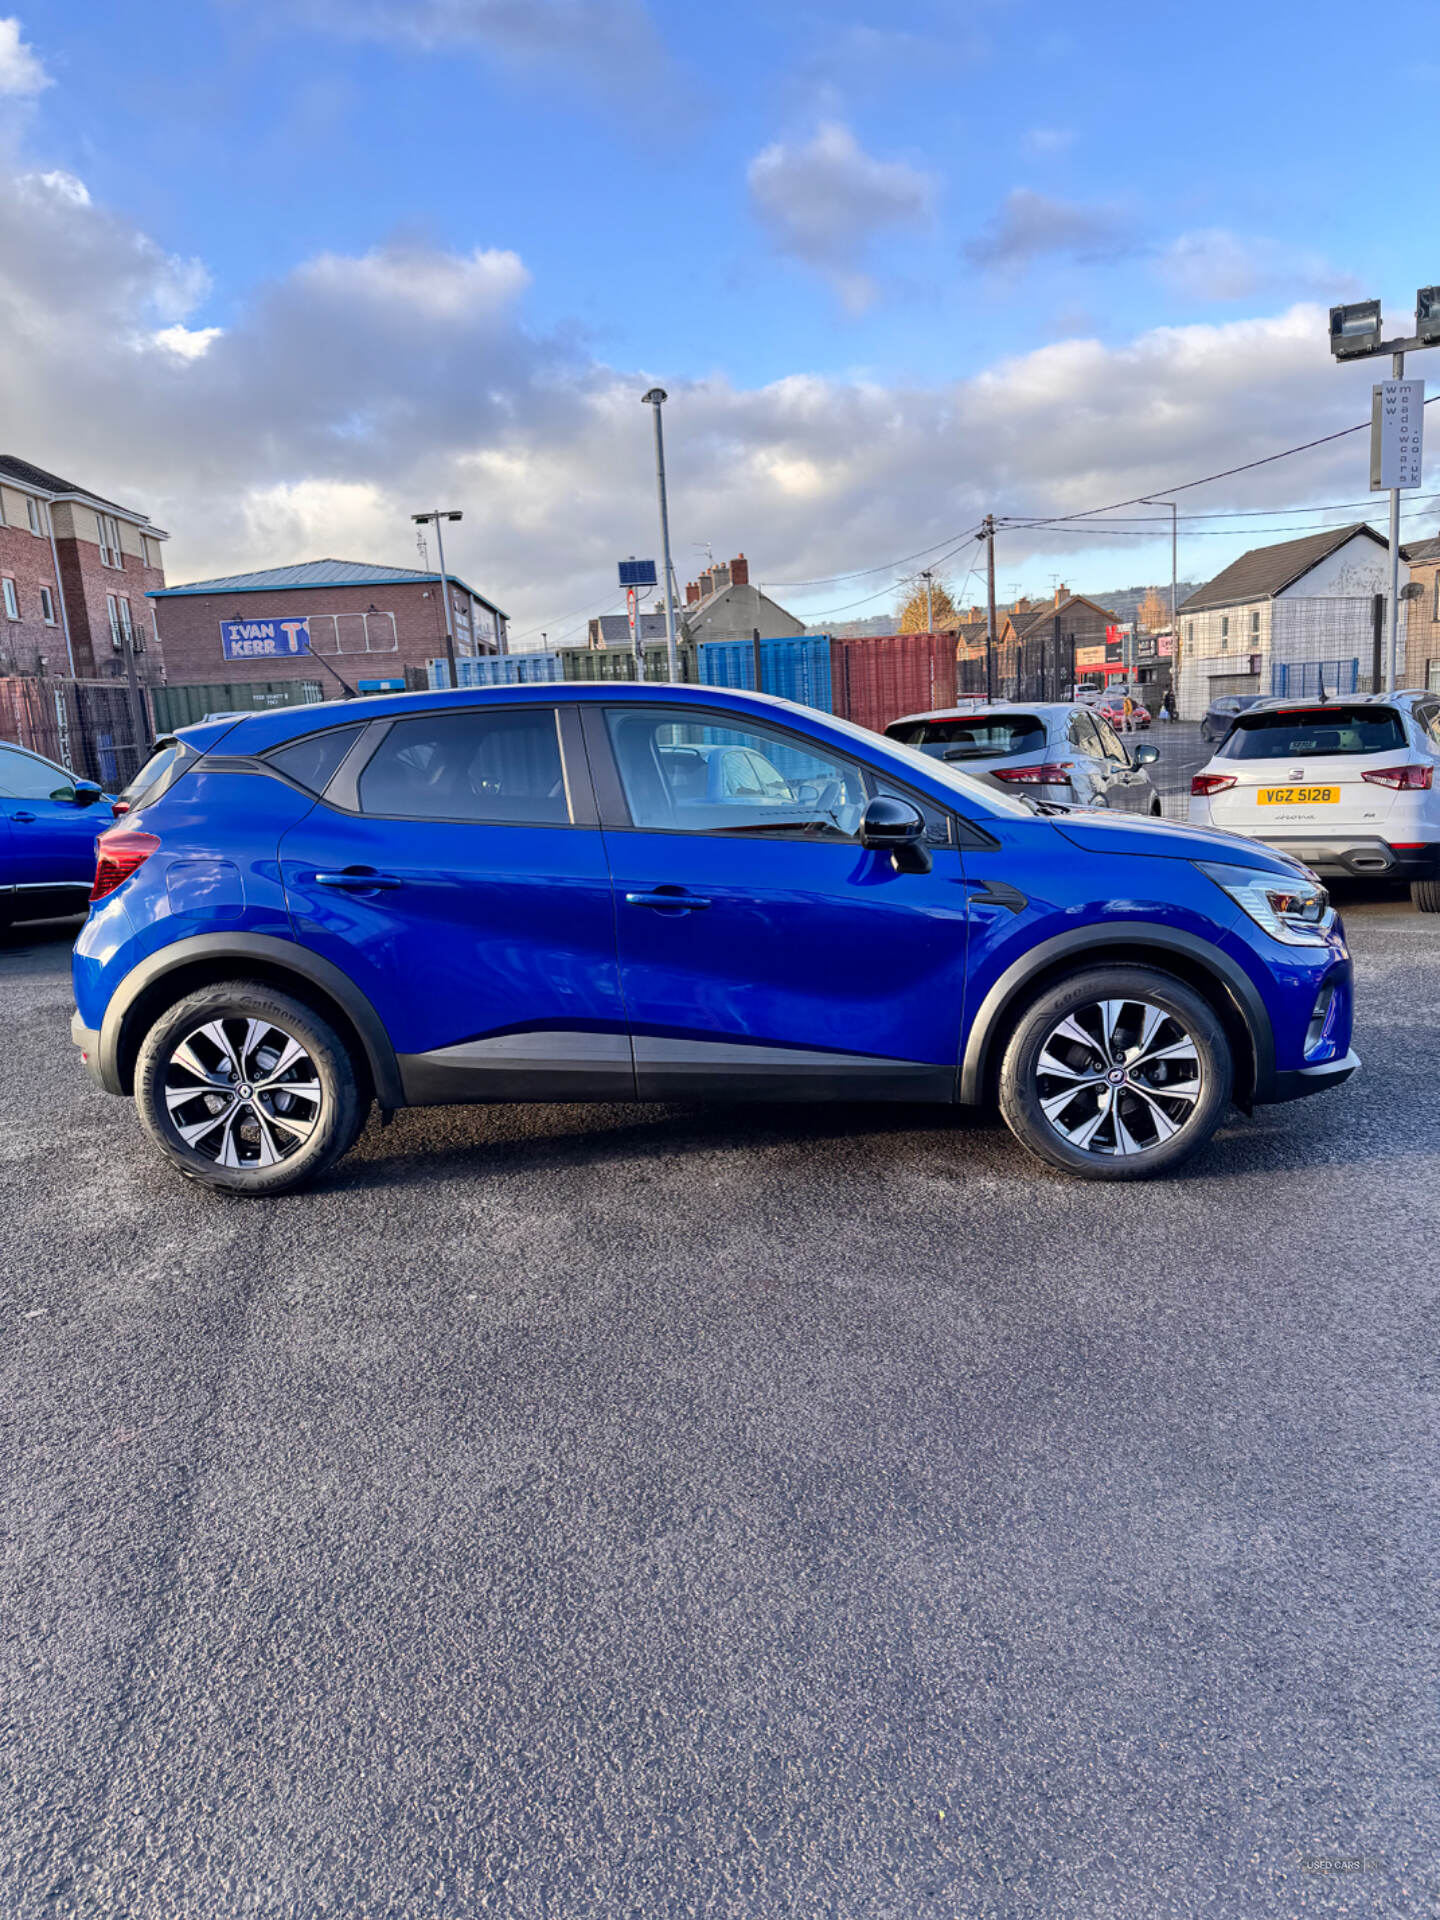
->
[1245,835,1440,881]
[1267,1048,1361,1104]
[70,1010,109,1090]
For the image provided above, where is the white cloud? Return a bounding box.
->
[1156,228,1353,303]
[965,188,1133,269]
[295,243,529,321]
[747,121,935,311]
[0,154,1397,641]
[152,324,224,361]
[0,17,48,95]
[279,0,669,90]
[1023,127,1074,155]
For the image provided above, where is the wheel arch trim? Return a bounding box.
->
[958,921,1275,1106]
[96,932,405,1107]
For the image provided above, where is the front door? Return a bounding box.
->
[588,703,969,1101]
[279,703,631,1103]
[0,743,102,906]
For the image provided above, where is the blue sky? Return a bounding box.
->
[4,0,1438,637]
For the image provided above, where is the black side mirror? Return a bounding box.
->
[860,794,932,874]
[70,780,105,807]
[1132,744,1159,767]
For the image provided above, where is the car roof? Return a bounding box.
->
[885,702,1070,728]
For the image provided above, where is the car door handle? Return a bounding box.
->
[625,889,712,912]
[12,811,36,823]
[314,868,403,891]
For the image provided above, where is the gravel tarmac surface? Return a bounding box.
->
[2,885,1437,1919]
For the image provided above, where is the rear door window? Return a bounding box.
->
[886,714,1045,761]
[1219,707,1407,760]
[357,708,569,824]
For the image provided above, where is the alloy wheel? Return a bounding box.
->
[162,1015,323,1169]
[1033,995,1203,1158]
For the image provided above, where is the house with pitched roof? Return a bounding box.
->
[1176,523,1391,715]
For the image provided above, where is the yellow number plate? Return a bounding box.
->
[1258,786,1340,806]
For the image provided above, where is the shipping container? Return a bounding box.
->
[830,633,957,734]
[150,679,326,734]
[696,637,833,712]
[428,654,564,689]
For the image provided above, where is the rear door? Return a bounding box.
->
[589,702,969,1101]
[279,702,631,1102]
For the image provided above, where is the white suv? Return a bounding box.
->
[1189,692,1440,911]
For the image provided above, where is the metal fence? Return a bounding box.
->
[0,676,152,789]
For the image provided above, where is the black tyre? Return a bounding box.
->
[998,966,1232,1180]
[1411,878,1440,914]
[134,979,368,1195]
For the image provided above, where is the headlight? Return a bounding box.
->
[1197,860,1334,945]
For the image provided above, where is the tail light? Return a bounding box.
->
[90,828,159,901]
[1191,774,1237,796]
[1362,764,1432,789]
[992,762,1074,785]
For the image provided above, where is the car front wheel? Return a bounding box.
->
[998,966,1232,1180]
[134,980,368,1195]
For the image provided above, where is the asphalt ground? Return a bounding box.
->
[2,877,1437,1919]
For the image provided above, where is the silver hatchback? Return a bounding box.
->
[884,700,1162,812]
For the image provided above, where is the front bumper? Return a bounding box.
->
[70,1010,107,1090]
[1268,1047,1361,1104]
[1249,835,1440,882]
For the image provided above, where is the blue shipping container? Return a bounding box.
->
[697,637,833,714]
[428,654,564,689]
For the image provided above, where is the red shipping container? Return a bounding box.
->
[830,633,958,734]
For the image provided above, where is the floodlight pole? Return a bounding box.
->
[413,509,463,688]
[642,388,680,683]
[921,568,934,632]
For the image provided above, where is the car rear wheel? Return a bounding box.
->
[1411,879,1440,913]
[134,980,368,1195]
[998,966,1232,1180]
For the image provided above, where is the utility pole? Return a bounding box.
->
[983,515,997,700]
[1387,346,1404,692]
[921,568,934,632]
[413,510,463,687]
[642,388,681,683]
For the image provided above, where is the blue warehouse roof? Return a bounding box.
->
[147,557,508,620]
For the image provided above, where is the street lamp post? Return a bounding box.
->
[1328,289,1439,692]
[641,388,681,683]
[921,568,934,632]
[412,509,463,688]
[1140,496,1179,702]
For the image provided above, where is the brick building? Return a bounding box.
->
[1401,533,1440,690]
[0,454,168,682]
[149,559,510,689]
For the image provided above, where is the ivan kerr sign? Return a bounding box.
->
[220,616,312,662]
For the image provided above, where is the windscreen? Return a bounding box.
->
[886,714,1045,760]
[1219,706,1407,760]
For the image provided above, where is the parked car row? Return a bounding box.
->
[884,701,1162,813]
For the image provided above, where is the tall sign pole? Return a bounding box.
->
[642,388,681,683]
[1330,289,1437,694]
[413,509,463,688]
[983,515,998,701]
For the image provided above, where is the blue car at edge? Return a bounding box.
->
[71,682,1358,1194]
[0,741,111,926]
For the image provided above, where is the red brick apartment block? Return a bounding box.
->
[0,454,167,683]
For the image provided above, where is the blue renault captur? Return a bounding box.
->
[71,682,1358,1195]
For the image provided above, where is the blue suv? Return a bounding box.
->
[71,683,1358,1194]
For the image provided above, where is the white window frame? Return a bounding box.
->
[107,593,126,651]
[98,513,125,568]
[39,584,55,625]
[2,577,18,620]
[26,496,45,537]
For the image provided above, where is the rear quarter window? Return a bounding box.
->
[1220,707,1407,760]
[118,739,194,811]
[265,724,366,795]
